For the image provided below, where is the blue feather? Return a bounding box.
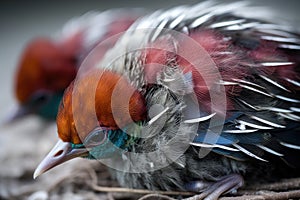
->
[86,129,130,159]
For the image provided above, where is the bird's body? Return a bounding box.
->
[12,9,141,121]
[35,2,300,199]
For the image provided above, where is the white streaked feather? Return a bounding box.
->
[256,106,293,113]
[232,143,268,162]
[290,107,300,112]
[256,144,284,157]
[260,62,294,67]
[275,95,300,103]
[280,141,300,150]
[184,113,216,124]
[223,129,258,133]
[232,78,265,89]
[257,29,295,38]
[163,78,176,82]
[151,18,169,42]
[261,35,300,44]
[189,13,213,28]
[213,51,234,55]
[250,115,286,128]
[236,120,273,130]
[256,24,296,33]
[165,5,187,18]
[169,13,186,29]
[285,78,300,87]
[209,19,246,29]
[190,142,239,151]
[238,98,259,111]
[279,44,300,50]
[148,107,169,125]
[278,113,300,121]
[136,10,161,29]
[239,84,273,97]
[218,80,239,86]
[259,75,290,92]
[225,22,259,31]
[256,24,298,38]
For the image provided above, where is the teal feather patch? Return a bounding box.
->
[82,122,144,159]
[36,92,63,119]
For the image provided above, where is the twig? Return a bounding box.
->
[138,194,176,200]
[85,166,300,199]
[134,189,300,200]
[91,181,195,196]
[246,178,300,191]
[90,183,194,196]
[220,189,300,200]
[86,166,194,196]
[43,164,300,200]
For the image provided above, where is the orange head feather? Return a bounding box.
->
[15,38,77,104]
[57,69,147,144]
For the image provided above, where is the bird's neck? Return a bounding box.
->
[36,92,64,120]
[84,122,144,160]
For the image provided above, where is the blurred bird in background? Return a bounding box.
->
[9,9,142,122]
[34,2,300,200]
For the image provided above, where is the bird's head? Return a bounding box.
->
[12,38,77,121]
[34,69,147,178]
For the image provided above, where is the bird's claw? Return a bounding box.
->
[185,174,244,200]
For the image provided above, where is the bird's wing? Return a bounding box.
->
[99,1,300,165]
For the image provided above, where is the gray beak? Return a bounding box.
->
[33,139,88,179]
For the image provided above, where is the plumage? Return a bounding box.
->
[11,9,141,121]
[57,70,147,144]
[35,2,300,200]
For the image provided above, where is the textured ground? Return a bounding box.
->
[1,119,300,200]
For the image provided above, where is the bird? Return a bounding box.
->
[34,2,300,200]
[10,9,142,122]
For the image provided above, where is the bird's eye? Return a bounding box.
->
[31,91,51,105]
[84,127,107,148]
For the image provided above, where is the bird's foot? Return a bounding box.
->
[185,174,244,200]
